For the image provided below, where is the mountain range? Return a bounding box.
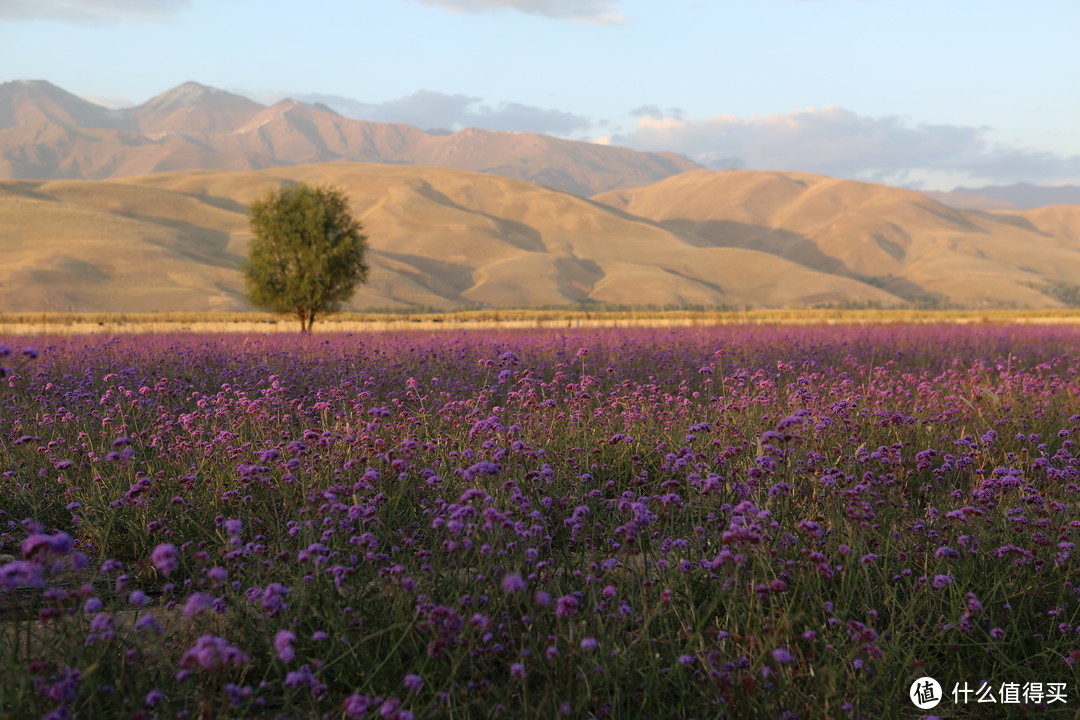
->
[4,80,1078,209]
[0,80,697,196]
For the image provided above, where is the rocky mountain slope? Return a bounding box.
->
[0,80,699,196]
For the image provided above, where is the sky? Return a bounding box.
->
[2,0,1079,190]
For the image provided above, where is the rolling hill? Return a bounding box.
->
[0,80,699,196]
[0,162,903,313]
[593,169,1080,308]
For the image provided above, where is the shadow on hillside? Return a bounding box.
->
[122,213,242,270]
[376,251,474,299]
[411,181,547,253]
[862,275,946,305]
[187,194,249,214]
[661,267,725,296]
[914,202,988,233]
[965,210,1048,235]
[0,182,59,203]
[486,164,593,199]
[554,256,604,301]
[663,218,946,305]
[662,218,856,277]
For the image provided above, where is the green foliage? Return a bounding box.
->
[243,183,370,331]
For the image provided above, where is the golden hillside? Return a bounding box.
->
[594,170,1080,307]
[0,162,899,313]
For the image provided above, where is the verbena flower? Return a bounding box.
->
[554,595,579,617]
[179,634,249,670]
[182,592,215,617]
[772,648,796,664]
[501,572,526,594]
[274,629,297,663]
[343,693,373,718]
[150,543,178,575]
[403,673,423,693]
[22,532,73,559]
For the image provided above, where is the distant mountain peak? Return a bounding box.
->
[131,82,265,135]
[141,81,253,110]
[1,78,86,100]
[4,79,59,89]
[0,78,123,132]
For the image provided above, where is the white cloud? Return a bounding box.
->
[293,89,593,136]
[411,0,624,24]
[0,0,188,23]
[629,105,685,119]
[609,106,1080,188]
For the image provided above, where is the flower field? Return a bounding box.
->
[2,325,1079,719]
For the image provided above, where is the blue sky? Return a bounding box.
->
[2,0,1079,190]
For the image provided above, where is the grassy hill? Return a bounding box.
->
[594,169,1080,308]
[2,163,1079,313]
[0,163,898,312]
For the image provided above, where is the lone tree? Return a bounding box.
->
[244,182,370,332]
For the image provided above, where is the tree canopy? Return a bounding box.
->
[243,183,370,332]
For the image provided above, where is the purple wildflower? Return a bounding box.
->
[182,592,215,617]
[180,634,249,670]
[134,615,162,634]
[772,648,796,664]
[931,574,952,589]
[284,664,315,689]
[343,694,374,718]
[554,595,579,617]
[150,543,178,576]
[250,582,290,616]
[501,572,527,594]
[274,629,297,663]
[22,532,73,559]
